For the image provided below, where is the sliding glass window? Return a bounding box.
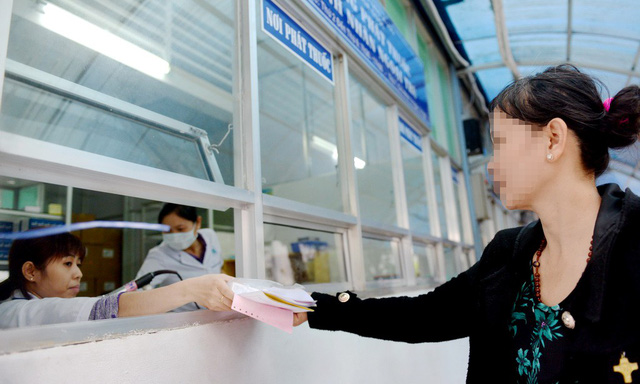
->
[349,75,396,226]
[451,167,466,243]
[256,4,342,212]
[3,1,236,184]
[399,122,430,234]
[263,223,347,285]
[362,236,402,283]
[431,152,448,239]
[413,242,437,286]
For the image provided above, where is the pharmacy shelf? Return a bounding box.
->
[0,208,65,221]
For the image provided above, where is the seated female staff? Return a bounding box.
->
[0,233,234,329]
[136,204,222,312]
[294,65,640,383]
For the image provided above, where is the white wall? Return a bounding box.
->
[0,316,469,383]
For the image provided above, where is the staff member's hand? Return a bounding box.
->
[190,274,235,311]
[119,273,235,317]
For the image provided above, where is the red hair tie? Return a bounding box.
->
[603,97,613,112]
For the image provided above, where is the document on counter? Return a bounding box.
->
[228,278,316,333]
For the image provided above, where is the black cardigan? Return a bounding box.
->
[308,184,640,383]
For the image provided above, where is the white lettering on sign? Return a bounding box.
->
[308,43,332,74]
[266,7,283,34]
[285,23,308,53]
[327,0,343,16]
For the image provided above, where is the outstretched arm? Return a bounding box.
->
[294,227,523,344]
[118,274,234,317]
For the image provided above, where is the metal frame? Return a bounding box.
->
[263,194,357,229]
[0,132,252,211]
[235,0,265,280]
[0,0,483,352]
[490,0,520,80]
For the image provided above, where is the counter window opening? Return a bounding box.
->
[0,177,237,329]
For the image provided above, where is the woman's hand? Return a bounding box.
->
[189,274,235,311]
[293,312,308,326]
[118,273,235,317]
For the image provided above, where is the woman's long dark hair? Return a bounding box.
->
[490,64,640,177]
[0,233,86,300]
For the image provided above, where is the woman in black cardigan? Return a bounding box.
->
[294,65,640,383]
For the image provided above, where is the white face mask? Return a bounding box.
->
[162,226,197,251]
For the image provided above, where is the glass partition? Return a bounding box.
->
[362,236,402,282]
[350,76,397,226]
[263,223,346,285]
[443,244,456,280]
[400,130,430,234]
[451,167,466,243]
[256,9,342,211]
[431,152,448,239]
[413,242,436,285]
[3,0,236,184]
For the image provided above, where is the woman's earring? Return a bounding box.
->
[546,153,554,161]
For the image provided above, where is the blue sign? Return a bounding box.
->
[262,0,334,84]
[303,0,429,124]
[0,221,12,261]
[399,117,422,152]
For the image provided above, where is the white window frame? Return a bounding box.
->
[0,0,480,353]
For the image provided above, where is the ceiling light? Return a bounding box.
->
[41,3,170,79]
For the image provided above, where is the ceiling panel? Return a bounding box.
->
[571,34,639,70]
[509,33,567,63]
[475,67,514,101]
[503,0,568,35]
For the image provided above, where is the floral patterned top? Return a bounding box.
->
[510,269,572,384]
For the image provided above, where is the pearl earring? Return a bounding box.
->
[546,153,554,161]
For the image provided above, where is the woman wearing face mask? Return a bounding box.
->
[135,204,223,311]
[0,233,234,329]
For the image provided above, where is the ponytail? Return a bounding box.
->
[602,85,640,149]
[0,277,18,301]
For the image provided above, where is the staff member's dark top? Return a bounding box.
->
[308,184,640,383]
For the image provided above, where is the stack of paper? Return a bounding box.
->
[228,278,316,333]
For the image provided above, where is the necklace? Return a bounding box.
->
[532,236,594,303]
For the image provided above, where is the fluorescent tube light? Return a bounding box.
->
[311,135,366,169]
[311,135,339,161]
[41,3,170,79]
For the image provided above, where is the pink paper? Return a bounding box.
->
[232,294,293,333]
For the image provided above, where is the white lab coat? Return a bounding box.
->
[0,290,99,329]
[135,228,222,312]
